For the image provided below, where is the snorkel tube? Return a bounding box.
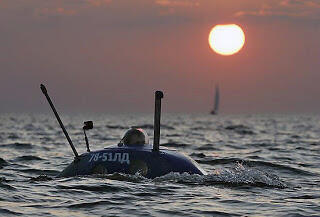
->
[153,91,163,151]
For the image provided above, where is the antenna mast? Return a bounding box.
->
[40,84,79,158]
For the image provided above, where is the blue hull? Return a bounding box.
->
[59,144,206,178]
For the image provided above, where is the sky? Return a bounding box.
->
[1,0,320,114]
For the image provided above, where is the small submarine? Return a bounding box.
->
[40,84,206,178]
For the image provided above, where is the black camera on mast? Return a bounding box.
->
[83,121,93,152]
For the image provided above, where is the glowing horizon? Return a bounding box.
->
[1,0,320,113]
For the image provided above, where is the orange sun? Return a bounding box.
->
[208,24,245,56]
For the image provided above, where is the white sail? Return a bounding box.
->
[210,85,219,115]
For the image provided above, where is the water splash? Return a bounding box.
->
[154,162,287,188]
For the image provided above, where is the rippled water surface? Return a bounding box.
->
[0,113,319,216]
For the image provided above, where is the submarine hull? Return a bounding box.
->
[59,144,206,178]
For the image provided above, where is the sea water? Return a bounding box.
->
[0,113,319,216]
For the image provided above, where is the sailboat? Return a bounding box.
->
[210,85,219,115]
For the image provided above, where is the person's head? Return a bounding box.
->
[120,128,149,146]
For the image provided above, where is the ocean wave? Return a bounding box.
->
[1,143,32,149]
[154,163,287,188]
[132,124,175,130]
[15,156,43,162]
[196,157,242,165]
[0,157,8,168]
[7,133,20,139]
[24,124,41,131]
[106,125,128,129]
[27,164,287,190]
[56,182,127,193]
[0,208,22,216]
[161,142,190,148]
[0,177,7,182]
[57,164,287,189]
[197,158,315,176]
[0,181,16,191]
[190,152,206,158]
[92,172,147,183]
[67,199,122,208]
[165,133,181,137]
[224,125,255,135]
[248,142,274,147]
[190,126,211,131]
[29,175,53,182]
[196,144,221,151]
[287,194,320,200]
[17,168,60,176]
[0,113,319,216]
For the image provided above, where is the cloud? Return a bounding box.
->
[155,0,199,7]
[32,0,112,17]
[34,7,76,17]
[235,0,320,20]
[280,0,320,8]
[155,0,199,16]
[1,0,197,25]
[85,0,112,7]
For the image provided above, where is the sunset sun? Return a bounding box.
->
[208,24,245,56]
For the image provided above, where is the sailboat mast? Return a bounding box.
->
[214,85,219,112]
[210,84,219,115]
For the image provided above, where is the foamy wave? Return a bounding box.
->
[154,163,287,188]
